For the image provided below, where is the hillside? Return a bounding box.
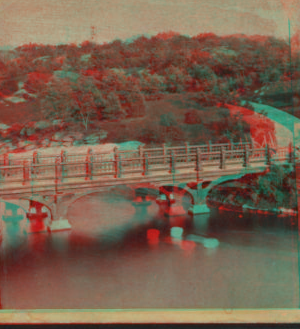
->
[0,32,295,152]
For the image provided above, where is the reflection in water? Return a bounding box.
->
[0,191,298,310]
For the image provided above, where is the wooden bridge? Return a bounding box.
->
[0,141,294,195]
[0,141,296,232]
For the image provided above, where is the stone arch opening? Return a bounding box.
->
[134,187,159,201]
[159,184,195,211]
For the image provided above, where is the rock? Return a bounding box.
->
[0,123,10,130]
[99,130,108,140]
[18,141,29,148]
[86,139,98,145]
[26,127,35,136]
[24,144,36,151]
[85,134,99,141]
[52,119,63,126]
[4,139,12,143]
[41,139,50,147]
[50,141,63,147]
[35,121,52,129]
[20,127,35,136]
[72,132,84,140]
[73,140,84,146]
[62,139,73,147]
[62,136,74,143]
[85,134,99,145]
[52,132,64,141]
[118,141,144,151]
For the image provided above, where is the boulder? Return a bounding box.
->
[41,139,50,147]
[50,141,63,147]
[52,132,64,141]
[62,136,73,147]
[117,141,145,151]
[73,140,84,146]
[0,123,10,130]
[20,127,35,136]
[18,141,29,148]
[62,136,74,143]
[85,134,99,145]
[52,119,63,126]
[24,144,36,151]
[72,132,84,140]
[99,130,108,140]
[26,127,36,136]
[35,120,52,129]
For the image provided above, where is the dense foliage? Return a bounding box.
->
[0,32,299,126]
[209,164,297,210]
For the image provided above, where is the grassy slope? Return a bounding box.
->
[0,92,270,147]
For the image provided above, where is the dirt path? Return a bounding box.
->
[245,101,300,147]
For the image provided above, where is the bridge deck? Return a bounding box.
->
[0,161,278,196]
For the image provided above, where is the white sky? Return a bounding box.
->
[0,0,299,47]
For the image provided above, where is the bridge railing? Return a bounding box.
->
[0,143,294,186]
[249,148,266,163]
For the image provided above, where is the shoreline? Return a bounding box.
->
[208,199,298,217]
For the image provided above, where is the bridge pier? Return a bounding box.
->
[188,182,211,215]
[156,193,186,217]
[188,204,210,215]
[2,202,24,236]
[47,197,72,232]
[132,196,152,218]
[26,200,50,234]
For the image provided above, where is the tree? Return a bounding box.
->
[159,113,178,141]
[40,77,74,122]
[127,85,146,117]
[41,76,105,129]
[190,64,217,87]
[165,65,188,93]
[71,76,105,129]
[103,92,126,120]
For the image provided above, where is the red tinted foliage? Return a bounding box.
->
[155,31,180,40]
[24,72,52,93]
[0,79,18,96]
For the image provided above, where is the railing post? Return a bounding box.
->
[229,139,234,151]
[208,140,212,160]
[23,159,30,185]
[243,144,249,168]
[114,147,121,178]
[185,142,189,162]
[289,142,294,164]
[86,148,93,180]
[138,144,144,158]
[32,151,39,178]
[60,150,68,181]
[170,151,176,174]
[139,145,144,168]
[55,156,60,193]
[265,144,271,166]
[196,147,202,181]
[163,143,166,165]
[220,147,226,169]
[90,149,94,179]
[3,154,9,178]
[250,137,254,150]
[143,153,149,176]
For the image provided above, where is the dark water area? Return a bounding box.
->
[0,192,298,310]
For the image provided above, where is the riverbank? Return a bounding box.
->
[208,198,297,217]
